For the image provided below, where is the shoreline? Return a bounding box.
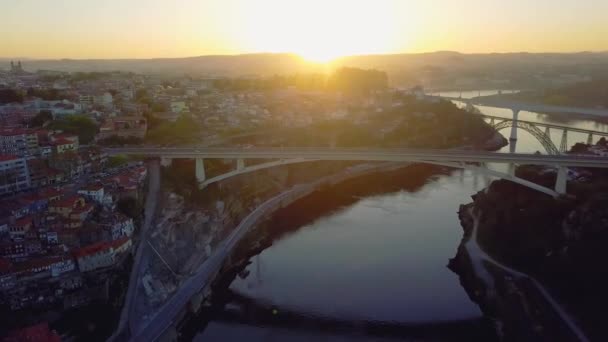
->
[451,204,590,342]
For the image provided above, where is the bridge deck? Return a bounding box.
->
[107,147,608,168]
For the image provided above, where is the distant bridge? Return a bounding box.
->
[432,94,608,118]
[476,114,608,155]
[106,147,608,197]
[428,94,608,152]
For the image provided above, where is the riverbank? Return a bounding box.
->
[178,163,501,341]
[449,153,608,341]
[450,205,590,342]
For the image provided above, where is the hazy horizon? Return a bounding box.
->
[3,0,608,62]
[2,49,608,62]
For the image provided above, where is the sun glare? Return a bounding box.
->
[239,0,400,63]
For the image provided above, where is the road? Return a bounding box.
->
[105,147,608,169]
[111,159,161,340]
[131,184,303,341]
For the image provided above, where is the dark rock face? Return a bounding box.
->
[450,170,608,341]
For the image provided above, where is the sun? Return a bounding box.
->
[238,0,401,63]
[298,50,341,64]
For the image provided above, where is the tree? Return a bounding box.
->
[135,89,148,101]
[0,89,23,104]
[151,102,168,112]
[107,155,129,167]
[327,67,388,94]
[29,110,53,127]
[145,115,201,145]
[48,115,98,144]
[117,197,141,219]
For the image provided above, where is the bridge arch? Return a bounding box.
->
[200,158,320,187]
[490,120,560,155]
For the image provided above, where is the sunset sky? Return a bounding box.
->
[2,0,608,61]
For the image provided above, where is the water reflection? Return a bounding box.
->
[192,167,498,341]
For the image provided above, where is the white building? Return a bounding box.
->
[73,237,132,272]
[170,101,189,113]
[0,128,38,157]
[78,183,105,203]
[0,155,31,195]
[95,92,114,108]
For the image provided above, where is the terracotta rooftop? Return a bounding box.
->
[0,154,19,162]
[72,236,130,258]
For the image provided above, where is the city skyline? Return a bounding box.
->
[2,0,608,61]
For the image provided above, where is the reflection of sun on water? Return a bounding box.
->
[239,0,409,63]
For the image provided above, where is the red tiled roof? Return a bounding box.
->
[13,255,71,274]
[53,134,77,140]
[0,128,29,136]
[14,217,32,227]
[39,187,64,200]
[80,183,104,192]
[51,195,82,208]
[51,138,73,145]
[73,236,130,258]
[0,154,19,162]
[3,322,61,342]
[0,258,12,274]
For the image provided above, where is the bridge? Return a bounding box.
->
[429,94,608,145]
[475,113,608,154]
[106,147,608,197]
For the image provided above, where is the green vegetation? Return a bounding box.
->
[211,68,386,93]
[48,115,98,144]
[265,97,495,149]
[116,197,142,219]
[97,135,143,147]
[26,87,69,101]
[107,155,130,168]
[327,67,388,94]
[0,89,23,104]
[135,88,168,113]
[145,115,201,145]
[29,110,53,127]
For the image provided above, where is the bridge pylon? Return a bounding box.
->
[559,130,569,153]
[587,133,593,145]
[195,158,206,186]
[555,166,568,195]
[510,109,520,141]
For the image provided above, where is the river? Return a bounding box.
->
[190,94,607,341]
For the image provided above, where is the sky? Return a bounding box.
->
[2,0,608,61]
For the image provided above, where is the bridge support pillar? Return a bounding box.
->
[587,133,593,145]
[507,163,516,177]
[160,157,173,167]
[544,126,550,137]
[560,130,568,153]
[195,158,206,185]
[555,166,567,195]
[236,158,245,171]
[509,109,520,141]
